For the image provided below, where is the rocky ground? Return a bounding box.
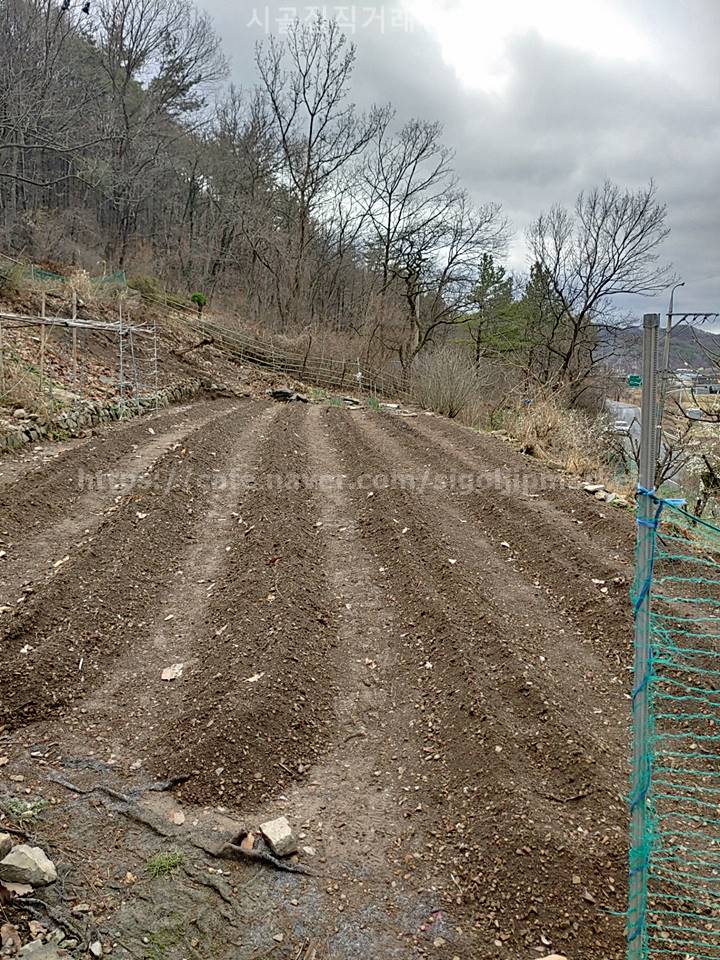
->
[0,396,635,959]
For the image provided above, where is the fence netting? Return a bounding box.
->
[630,491,720,959]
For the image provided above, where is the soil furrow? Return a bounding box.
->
[352,411,628,751]
[0,399,236,606]
[0,436,90,492]
[0,398,635,960]
[151,403,340,809]
[323,408,627,960]
[180,403,474,960]
[408,412,634,564]
[45,403,283,769]
[380,411,634,660]
[0,401,268,728]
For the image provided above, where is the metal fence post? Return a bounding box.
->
[71,290,78,392]
[118,301,125,415]
[0,319,5,398]
[628,312,660,960]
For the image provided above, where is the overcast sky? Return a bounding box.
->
[210,0,719,321]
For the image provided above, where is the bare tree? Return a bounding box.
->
[361,115,454,292]
[255,15,380,325]
[360,115,506,367]
[526,180,674,396]
[0,0,102,231]
[93,0,227,265]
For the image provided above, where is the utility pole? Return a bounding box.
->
[656,281,684,459]
[628,312,660,960]
[656,283,719,462]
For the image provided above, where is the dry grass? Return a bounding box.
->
[501,390,613,480]
[0,257,25,295]
[0,352,56,416]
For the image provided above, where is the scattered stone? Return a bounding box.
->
[272,934,284,943]
[259,816,297,857]
[89,941,103,957]
[0,833,13,859]
[172,811,185,826]
[160,663,183,681]
[2,881,33,896]
[18,942,68,959]
[593,490,607,501]
[12,408,28,419]
[71,903,91,915]
[1,923,21,953]
[28,922,47,939]
[0,845,57,886]
[582,483,605,493]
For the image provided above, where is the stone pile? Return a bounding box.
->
[0,379,204,454]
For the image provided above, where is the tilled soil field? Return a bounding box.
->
[0,398,634,960]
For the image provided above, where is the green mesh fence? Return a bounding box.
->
[629,490,720,959]
[0,255,127,286]
[29,266,66,283]
[91,270,127,285]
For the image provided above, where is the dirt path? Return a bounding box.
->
[0,402,635,960]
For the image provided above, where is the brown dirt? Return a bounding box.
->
[0,401,635,960]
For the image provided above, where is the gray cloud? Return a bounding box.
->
[211,2,720,318]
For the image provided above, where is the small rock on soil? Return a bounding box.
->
[0,845,57,886]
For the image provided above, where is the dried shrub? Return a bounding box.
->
[411,347,484,419]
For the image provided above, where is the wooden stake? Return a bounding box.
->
[72,290,78,389]
[0,319,5,398]
[39,291,46,392]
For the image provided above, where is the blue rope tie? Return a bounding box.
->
[634,487,666,614]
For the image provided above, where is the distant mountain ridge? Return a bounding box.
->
[600,323,720,372]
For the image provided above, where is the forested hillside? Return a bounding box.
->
[1,1,507,347]
[2,1,674,391]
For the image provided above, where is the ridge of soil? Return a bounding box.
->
[0,402,635,960]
